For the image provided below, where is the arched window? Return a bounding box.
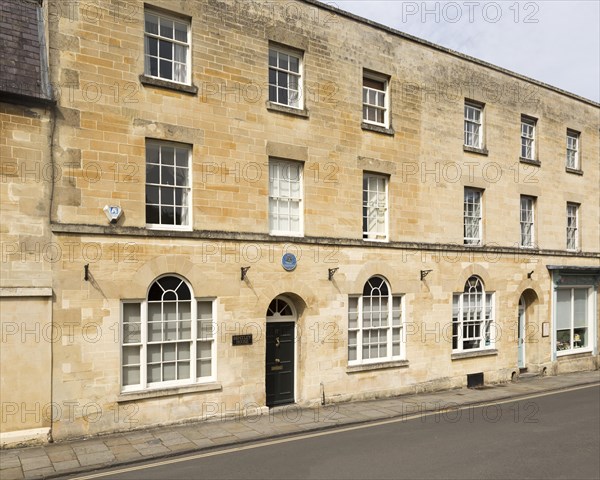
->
[452,276,494,352]
[266,297,295,319]
[348,276,403,365]
[121,275,215,391]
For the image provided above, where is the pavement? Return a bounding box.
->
[1,370,599,480]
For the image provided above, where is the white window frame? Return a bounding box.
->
[452,276,495,353]
[348,276,404,365]
[521,116,536,160]
[566,130,580,169]
[362,71,390,128]
[520,195,535,248]
[268,45,303,109]
[145,140,192,231]
[464,102,483,148]
[464,188,482,246]
[363,173,389,242]
[268,159,304,237]
[144,9,191,85]
[121,276,216,393]
[566,203,579,251]
[555,286,593,356]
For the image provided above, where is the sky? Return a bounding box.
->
[332,0,600,103]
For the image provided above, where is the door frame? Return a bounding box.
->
[265,295,298,406]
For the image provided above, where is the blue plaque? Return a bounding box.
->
[281,253,297,271]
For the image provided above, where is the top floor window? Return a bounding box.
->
[144,10,190,85]
[464,102,483,148]
[566,130,580,170]
[269,46,302,109]
[363,72,389,127]
[521,116,536,160]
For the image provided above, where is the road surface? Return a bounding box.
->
[67,385,600,480]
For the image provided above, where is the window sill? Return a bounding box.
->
[519,157,541,167]
[451,349,498,360]
[139,75,198,95]
[363,237,389,243]
[556,348,593,358]
[463,242,483,247]
[118,382,222,403]
[266,101,309,118]
[565,167,583,176]
[269,231,304,238]
[146,224,193,232]
[361,122,395,136]
[347,360,409,373]
[463,145,489,156]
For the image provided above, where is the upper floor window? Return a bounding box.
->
[146,140,191,230]
[521,116,536,160]
[464,188,482,245]
[520,195,536,248]
[566,203,579,251]
[348,276,404,365]
[566,130,580,170]
[363,173,388,241]
[452,276,494,352]
[363,72,389,127]
[268,46,302,109]
[121,276,216,392]
[464,102,483,148]
[144,10,190,84]
[269,159,303,236]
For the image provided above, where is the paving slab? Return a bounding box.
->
[0,454,22,469]
[17,448,48,460]
[103,436,130,447]
[20,466,55,478]
[72,443,110,456]
[1,466,25,480]
[74,451,115,467]
[191,438,215,448]
[51,460,80,472]
[20,456,52,472]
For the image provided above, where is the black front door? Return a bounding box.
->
[266,322,295,407]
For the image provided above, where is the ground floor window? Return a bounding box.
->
[556,287,592,354]
[121,275,215,391]
[348,276,404,365]
[452,276,494,352]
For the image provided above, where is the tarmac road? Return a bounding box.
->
[67,384,600,480]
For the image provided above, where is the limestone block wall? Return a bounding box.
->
[44,0,599,251]
[46,230,597,439]
[0,103,54,288]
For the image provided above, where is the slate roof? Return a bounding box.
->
[0,0,53,104]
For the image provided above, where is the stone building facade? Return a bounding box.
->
[1,0,598,445]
